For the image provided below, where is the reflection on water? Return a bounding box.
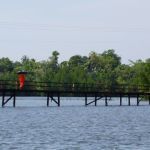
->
[0,98,150,150]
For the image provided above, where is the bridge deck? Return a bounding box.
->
[0,80,150,107]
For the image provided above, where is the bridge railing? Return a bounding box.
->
[0,80,149,93]
[0,80,17,90]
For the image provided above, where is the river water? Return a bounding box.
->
[0,97,150,150]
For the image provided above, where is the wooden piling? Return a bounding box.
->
[58,93,60,107]
[120,94,122,106]
[13,92,16,107]
[95,93,97,106]
[105,96,108,106]
[137,94,139,106]
[2,91,5,107]
[47,93,49,107]
[85,93,87,106]
[128,95,130,106]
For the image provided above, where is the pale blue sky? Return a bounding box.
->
[0,0,150,63]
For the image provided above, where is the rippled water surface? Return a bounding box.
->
[0,98,150,150]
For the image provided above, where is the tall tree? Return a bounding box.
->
[48,51,60,71]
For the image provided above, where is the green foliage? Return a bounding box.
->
[0,57,13,72]
[48,50,60,71]
[131,60,150,85]
[0,50,149,88]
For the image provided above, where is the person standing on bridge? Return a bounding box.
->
[17,71,27,90]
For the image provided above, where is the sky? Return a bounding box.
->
[0,0,150,64]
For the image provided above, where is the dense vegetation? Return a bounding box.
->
[0,49,149,88]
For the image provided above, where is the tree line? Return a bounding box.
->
[0,49,149,88]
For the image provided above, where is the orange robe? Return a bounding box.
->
[18,74,25,90]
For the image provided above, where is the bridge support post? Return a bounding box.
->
[85,94,87,106]
[46,93,60,107]
[58,93,60,107]
[137,94,139,106]
[47,93,50,107]
[95,93,97,106]
[13,92,16,107]
[2,90,16,107]
[120,94,122,106]
[2,91,5,107]
[128,95,130,106]
[149,96,150,105]
[105,96,108,106]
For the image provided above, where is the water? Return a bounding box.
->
[0,98,150,150]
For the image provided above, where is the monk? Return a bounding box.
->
[18,74,25,90]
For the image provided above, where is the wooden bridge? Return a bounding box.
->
[0,80,150,107]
